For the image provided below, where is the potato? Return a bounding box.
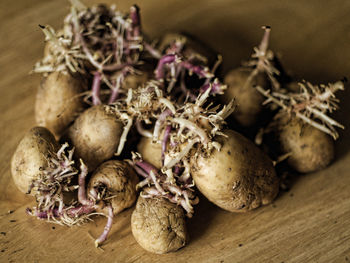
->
[11,127,59,194]
[222,68,268,127]
[124,71,149,90]
[191,129,279,212]
[131,194,188,254]
[88,160,139,215]
[35,71,85,138]
[137,136,162,169]
[273,113,334,173]
[68,105,123,171]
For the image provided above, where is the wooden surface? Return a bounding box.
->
[1,0,350,262]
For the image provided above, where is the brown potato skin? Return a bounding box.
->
[88,160,139,215]
[68,105,123,171]
[131,195,188,254]
[35,71,85,138]
[124,71,149,91]
[11,127,59,194]
[275,113,334,173]
[191,129,279,212]
[137,136,162,169]
[222,68,268,127]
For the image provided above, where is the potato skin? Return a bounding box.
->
[137,137,162,169]
[124,71,149,90]
[191,129,279,212]
[131,195,188,254]
[88,160,138,215]
[68,105,123,171]
[11,127,59,194]
[222,68,268,127]
[275,113,334,173]
[35,71,85,138]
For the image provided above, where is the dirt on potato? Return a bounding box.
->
[131,194,188,254]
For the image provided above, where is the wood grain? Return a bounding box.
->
[1,0,350,262]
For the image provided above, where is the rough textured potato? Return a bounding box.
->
[11,127,59,194]
[68,105,123,171]
[35,71,85,138]
[88,160,139,215]
[222,68,268,127]
[191,129,279,212]
[131,195,188,254]
[137,136,162,169]
[274,113,334,173]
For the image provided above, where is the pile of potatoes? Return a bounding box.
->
[11,1,343,254]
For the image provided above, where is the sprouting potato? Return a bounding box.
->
[256,80,343,173]
[88,160,139,215]
[68,105,123,171]
[35,71,85,138]
[11,127,59,194]
[222,68,268,127]
[191,129,279,212]
[131,194,188,254]
[273,113,334,173]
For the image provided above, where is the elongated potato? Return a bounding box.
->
[274,113,334,173]
[11,127,59,194]
[222,68,268,127]
[191,129,279,212]
[35,71,85,138]
[131,194,188,254]
[88,160,139,215]
[68,105,123,171]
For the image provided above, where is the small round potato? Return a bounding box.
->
[137,136,162,169]
[275,113,334,173]
[35,71,85,138]
[131,195,188,254]
[191,129,279,212]
[11,127,59,194]
[68,105,123,171]
[222,68,268,127]
[88,160,139,215]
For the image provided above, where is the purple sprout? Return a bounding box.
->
[131,159,198,217]
[92,72,102,105]
[153,43,225,101]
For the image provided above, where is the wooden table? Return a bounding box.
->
[1,0,350,262]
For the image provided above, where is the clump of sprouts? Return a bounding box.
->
[129,153,198,217]
[26,143,115,247]
[33,25,86,74]
[26,143,93,226]
[256,80,345,139]
[125,84,235,216]
[34,0,145,105]
[154,38,226,101]
[243,26,280,90]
